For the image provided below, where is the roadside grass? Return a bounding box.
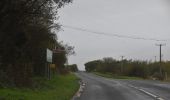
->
[93,72,142,80]
[0,73,79,100]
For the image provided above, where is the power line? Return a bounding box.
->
[62,25,167,41]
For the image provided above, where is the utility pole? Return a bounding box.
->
[121,56,124,74]
[155,44,166,76]
[154,56,157,62]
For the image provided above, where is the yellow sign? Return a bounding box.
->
[50,64,56,69]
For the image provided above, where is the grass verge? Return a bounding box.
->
[93,72,142,80]
[0,73,79,100]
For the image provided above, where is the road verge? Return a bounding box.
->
[72,80,86,100]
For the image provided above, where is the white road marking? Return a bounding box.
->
[139,88,157,98]
[72,80,86,100]
[128,84,165,100]
[157,97,165,100]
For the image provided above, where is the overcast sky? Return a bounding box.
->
[58,0,170,70]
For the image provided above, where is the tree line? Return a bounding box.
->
[0,0,74,87]
[66,64,78,72]
[85,57,170,80]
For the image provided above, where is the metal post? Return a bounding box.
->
[156,44,166,77]
[121,56,124,74]
[160,45,162,76]
[154,56,157,62]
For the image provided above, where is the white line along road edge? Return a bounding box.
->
[72,80,86,100]
[128,85,164,100]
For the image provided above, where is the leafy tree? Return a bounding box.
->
[85,60,101,72]
[52,42,75,74]
[66,64,78,72]
[0,0,72,87]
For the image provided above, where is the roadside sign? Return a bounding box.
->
[47,49,52,63]
[50,64,56,69]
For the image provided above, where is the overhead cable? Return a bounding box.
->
[62,25,167,42]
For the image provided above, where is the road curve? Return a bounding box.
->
[75,72,170,100]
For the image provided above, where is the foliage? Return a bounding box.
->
[53,42,75,74]
[85,60,101,72]
[66,64,78,72]
[0,0,73,87]
[85,57,170,80]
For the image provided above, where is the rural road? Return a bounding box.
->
[75,72,170,100]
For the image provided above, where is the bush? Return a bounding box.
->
[85,57,170,80]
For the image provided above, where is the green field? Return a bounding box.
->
[0,73,79,100]
[93,72,142,80]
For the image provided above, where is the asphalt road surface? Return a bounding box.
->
[75,72,170,100]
